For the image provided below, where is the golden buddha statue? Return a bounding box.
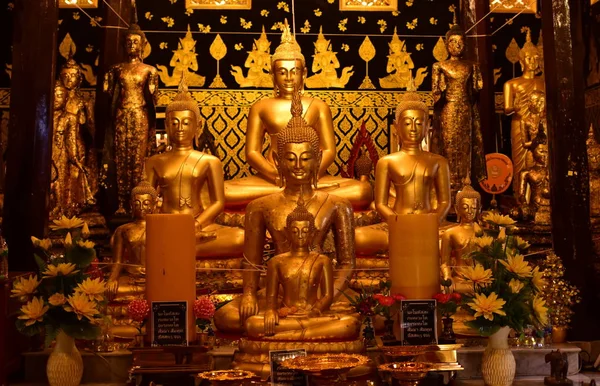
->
[214,88,356,334]
[145,79,244,258]
[106,180,157,302]
[440,182,482,293]
[504,30,545,193]
[103,15,159,215]
[516,134,551,225]
[431,22,486,199]
[587,126,600,218]
[245,198,361,341]
[50,56,98,219]
[223,20,372,211]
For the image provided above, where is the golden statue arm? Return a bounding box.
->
[311,259,334,314]
[439,233,453,280]
[103,66,116,95]
[148,67,159,98]
[332,200,356,299]
[315,102,337,178]
[145,160,158,190]
[265,260,279,312]
[518,170,530,204]
[64,115,83,170]
[504,81,516,115]
[108,230,124,284]
[431,63,445,103]
[246,104,279,182]
[473,63,484,94]
[195,157,226,229]
[374,159,396,221]
[435,158,452,223]
[240,200,265,321]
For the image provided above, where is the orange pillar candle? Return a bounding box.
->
[146,214,197,343]
[388,213,440,299]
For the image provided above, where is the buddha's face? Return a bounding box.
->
[447,34,465,57]
[396,110,428,145]
[278,142,319,184]
[125,34,143,56]
[60,68,81,90]
[456,197,480,223]
[272,59,306,96]
[521,50,540,72]
[54,86,67,110]
[167,110,197,147]
[533,144,548,165]
[131,193,155,219]
[287,220,312,249]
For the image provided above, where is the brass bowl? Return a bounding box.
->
[197,370,256,385]
[378,362,431,386]
[281,353,369,383]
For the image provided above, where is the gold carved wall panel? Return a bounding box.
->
[339,0,398,11]
[490,0,537,13]
[185,0,252,10]
[59,0,98,8]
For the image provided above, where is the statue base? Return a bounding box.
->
[232,338,366,379]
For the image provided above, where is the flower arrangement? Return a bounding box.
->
[458,213,548,336]
[127,299,151,335]
[193,296,216,332]
[372,280,405,321]
[13,216,106,346]
[434,279,462,319]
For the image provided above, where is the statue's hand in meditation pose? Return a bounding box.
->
[245,198,360,341]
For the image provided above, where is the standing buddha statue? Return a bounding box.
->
[431,21,485,200]
[223,20,372,211]
[587,126,600,218]
[516,134,551,225]
[145,78,244,258]
[504,30,545,193]
[103,12,159,215]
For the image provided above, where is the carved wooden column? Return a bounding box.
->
[541,0,600,339]
[461,0,497,155]
[3,0,58,271]
[95,0,133,216]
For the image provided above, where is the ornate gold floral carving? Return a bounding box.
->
[157,25,206,87]
[185,0,251,10]
[59,0,98,8]
[490,0,537,13]
[340,0,398,11]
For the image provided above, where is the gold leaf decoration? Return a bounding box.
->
[314,8,322,16]
[537,31,544,73]
[210,34,227,61]
[143,40,152,59]
[59,33,76,60]
[377,19,387,33]
[359,36,376,62]
[433,37,448,62]
[505,38,520,64]
[161,16,175,27]
[494,68,502,85]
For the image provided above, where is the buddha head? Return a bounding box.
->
[531,131,548,166]
[130,180,157,220]
[455,182,481,224]
[54,85,68,111]
[165,76,201,148]
[285,196,317,250]
[274,87,321,188]
[528,90,545,115]
[271,19,306,97]
[124,9,147,59]
[445,23,466,58]
[519,29,540,73]
[60,53,82,91]
[394,91,429,146]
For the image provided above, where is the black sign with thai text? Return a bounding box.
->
[269,349,308,386]
[151,301,188,346]
[400,299,437,346]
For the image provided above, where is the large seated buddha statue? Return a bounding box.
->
[145,79,244,259]
[223,20,373,211]
[215,89,364,377]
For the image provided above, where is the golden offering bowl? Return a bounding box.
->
[281,353,369,384]
[378,362,431,386]
[197,370,256,385]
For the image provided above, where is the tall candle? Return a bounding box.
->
[146,214,197,343]
[388,213,440,299]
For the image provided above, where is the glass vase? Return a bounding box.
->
[439,317,456,344]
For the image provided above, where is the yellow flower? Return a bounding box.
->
[144,11,153,20]
[500,254,532,278]
[458,264,494,286]
[31,236,52,250]
[472,236,493,248]
[497,227,507,241]
[531,266,547,292]
[76,278,106,302]
[50,215,84,231]
[483,213,516,226]
[76,239,95,249]
[532,295,548,326]
[508,279,524,293]
[18,297,48,326]
[48,293,67,306]
[43,263,79,278]
[260,9,269,17]
[468,292,506,321]
[64,293,99,321]
[64,232,73,247]
[392,10,400,16]
[161,16,175,28]
[514,236,531,250]
[81,222,90,238]
[358,16,366,24]
[314,8,322,16]
[11,275,41,299]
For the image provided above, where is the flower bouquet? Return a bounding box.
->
[459,213,548,336]
[194,296,216,346]
[434,279,462,342]
[13,216,106,346]
[372,280,405,341]
[341,283,379,344]
[127,299,150,346]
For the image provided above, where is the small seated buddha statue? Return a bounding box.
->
[245,198,361,341]
[145,79,244,258]
[223,20,372,211]
[440,181,482,293]
[516,134,551,225]
[106,180,157,302]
